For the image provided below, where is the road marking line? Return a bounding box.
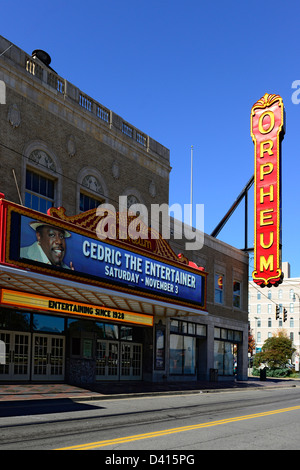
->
[55,404,300,450]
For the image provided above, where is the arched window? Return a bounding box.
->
[22,143,62,214]
[77,167,108,213]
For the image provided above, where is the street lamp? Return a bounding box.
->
[293,292,300,372]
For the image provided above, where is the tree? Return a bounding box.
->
[254,330,295,369]
[248,324,255,356]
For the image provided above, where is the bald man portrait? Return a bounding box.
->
[20,221,74,270]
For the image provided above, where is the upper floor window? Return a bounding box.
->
[23,145,61,214]
[78,171,106,213]
[215,274,224,304]
[233,281,241,308]
[257,304,261,314]
[80,192,104,212]
[25,169,54,214]
[268,304,272,313]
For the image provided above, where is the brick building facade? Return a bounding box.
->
[0,35,249,384]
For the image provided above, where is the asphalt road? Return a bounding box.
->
[0,386,300,451]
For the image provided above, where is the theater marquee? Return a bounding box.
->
[0,289,154,326]
[1,200,207,309]
[251,93,285,287]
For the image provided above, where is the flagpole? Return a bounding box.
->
[190,145,193,227]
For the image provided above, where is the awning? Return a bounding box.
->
[0,265,208,319]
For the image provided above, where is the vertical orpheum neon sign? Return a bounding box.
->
[251,93,285,287]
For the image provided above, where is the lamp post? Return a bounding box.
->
[293,293,300,371]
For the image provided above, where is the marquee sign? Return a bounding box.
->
[2,202,207,309]
[251,93,285,287]
[0,289,153,326]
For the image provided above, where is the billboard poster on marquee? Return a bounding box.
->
[251,93,285,287]
[5,206,207,309]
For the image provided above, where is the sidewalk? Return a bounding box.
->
[0,377,299,402]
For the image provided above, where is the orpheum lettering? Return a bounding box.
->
[251,94,285,287]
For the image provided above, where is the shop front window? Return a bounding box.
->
[214,340,234,376]
[169,334,196,375]
[0,308,31,331]
[32,314,65,333]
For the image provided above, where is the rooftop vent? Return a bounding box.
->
[32,49,51,66]
[32,49,56,73]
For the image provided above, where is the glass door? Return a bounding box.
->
[120,343,142,380]
[96,340,119,380]
[0,330,31,381]
[32,334,65,381]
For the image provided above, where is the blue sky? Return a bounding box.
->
[1,0,300,278]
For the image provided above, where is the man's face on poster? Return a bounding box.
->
[36,225,67,266]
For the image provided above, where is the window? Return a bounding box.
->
[214,327,242,343]
[257,318,261,327]
[290,289,294,300]
[290,303,294,313]
[215,274,224,304]
[257,292,261,300]
[268,318,272,327]
[257,304,261,314]
[290,317,294,328]
[78,172,106,213]
[257,332,261,343]
[32,314,64,333]
[170,320,206,375]
[268,304,272,313]
[233,281,241,308]
[169,335,196,375]
[278,289,283,299]
[268,291,272,299]
[214,341,234,376]
[80,192,103,212]
[25,169,54,214]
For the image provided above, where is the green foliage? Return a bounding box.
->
[253,331,295,369]
[252,367,293,378]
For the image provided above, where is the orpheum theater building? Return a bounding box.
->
[0,35,249,385]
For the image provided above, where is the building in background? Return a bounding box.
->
[0,35,249,385]
[249,262,300,360]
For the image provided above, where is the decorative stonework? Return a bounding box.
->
[127,194,139,208]
[67,135,76,157]
[112,160,120,179]
[28,149,56,171]
[82,175,103,195]
[8,104,21,128]
[149,180,156,198]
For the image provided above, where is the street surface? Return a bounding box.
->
[0,386,300,452]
